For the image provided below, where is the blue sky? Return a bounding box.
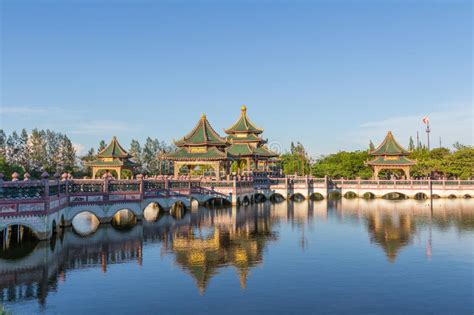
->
[1,0,472,156]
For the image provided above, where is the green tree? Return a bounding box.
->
[312,150,372,179]
[98,140,107,152]
[129,139,143,173]
[408,136,415,151]
[143,137,161,175]
[0,155,24,180]
[57,135,77,173]
[0,129,6,156]
[28,129,48,176]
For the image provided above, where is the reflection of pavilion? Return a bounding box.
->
[337,198,474,262]
[166,221,276,294]
[366,212,415,262]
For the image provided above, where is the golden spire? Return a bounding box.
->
[201,113,206,120]
[241,105,247,115]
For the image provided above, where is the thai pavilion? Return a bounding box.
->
[163,107,280,179]
[366,131,416,179]
[163,114,235,180]
[225,105,279,173]
[87,136,136,179]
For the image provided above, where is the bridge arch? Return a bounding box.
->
[362,192,376,199]
[344,191,358,199]
[382,192,408,200]
[431,194,441,199]
[108,203,142,219]
[170,201,187,220]
[111,208,138,230]
[254,193,267,203]
[310,193,325,201]
[0,224,40,259]
[414,192,429,200]
[464,194,472,199]
[143,202,164,222]
[0,222,42,240]
[71,211,100,236]
[269,193,285,203]
[241,196,251,206]
[448,194,457,199]
[66,205,106,222]
[51,220,57,236]
[290,193,306,202]
[328,191,342,200]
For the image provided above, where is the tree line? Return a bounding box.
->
[280,141,473,180]
[1,128,472,180]
[0,129,175,180]
[0,129,76,179]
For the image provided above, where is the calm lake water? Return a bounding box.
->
[1,199,473,314]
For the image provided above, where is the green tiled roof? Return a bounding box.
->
[225,106,263,134]
[227,144,254,156]
[175,115,228,147]
[226,143,279,158]
[227,133,263,143]
[98,136,130,158]
[370,131,410,156]
[366,156,416,166]
[163,147,233,161]
[253,145,279,158]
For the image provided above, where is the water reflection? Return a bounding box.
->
[0,199,472,308]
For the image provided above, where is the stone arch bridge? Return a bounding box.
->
[1,177,472,240]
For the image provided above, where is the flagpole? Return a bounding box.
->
[426,121,431,150]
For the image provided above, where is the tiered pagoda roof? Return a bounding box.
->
[367,131,415,166]
[175,114,228,147]
[164,114,234,161]
[87,136,136,167]
[225,105,263,135]
[225,106,278,159]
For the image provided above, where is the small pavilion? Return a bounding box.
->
[162,114,234,180]
[87,136,136,179]
[225,105,279,173]
[366,131,416,179]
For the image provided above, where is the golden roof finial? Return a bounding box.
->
[201,113,206,120]
[241,105,247,114]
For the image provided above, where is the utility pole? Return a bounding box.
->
[416,131,420,149]
[439,136,442,148]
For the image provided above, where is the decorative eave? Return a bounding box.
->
[174,114,228,147]
[224,105,263,135]
[161,147,235,161]
[369,131,411,156]
[86,158,137,167]
[97,136,131,158]
[366,156,416,166]
[227,133,265,144]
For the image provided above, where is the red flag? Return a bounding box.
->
[422,116,429,124]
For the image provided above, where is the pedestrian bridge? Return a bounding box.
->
[0,175,472,240]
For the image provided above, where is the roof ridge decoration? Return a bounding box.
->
[369,131,410,156]
[225,105,264,135]
[174,114,228,147]
[97,136,131,158]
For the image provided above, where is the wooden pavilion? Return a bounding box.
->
[366,131,416,179]
[162,114,234,180]
[224,105,279,173]
[87,136,136,179]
